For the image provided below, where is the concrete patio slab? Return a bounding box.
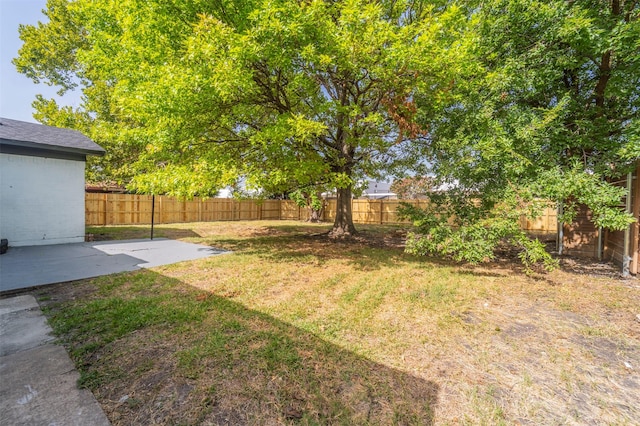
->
[0,238,227,292]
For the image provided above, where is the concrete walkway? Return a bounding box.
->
[0,239,228,424]
[0,295,111,425]
[0,238,227,292]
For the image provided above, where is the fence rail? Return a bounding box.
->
[85,193,558,234]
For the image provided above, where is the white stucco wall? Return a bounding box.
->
[0,153,86,246]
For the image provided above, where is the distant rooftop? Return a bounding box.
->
[0,117,104,156]
[363,180,393,194]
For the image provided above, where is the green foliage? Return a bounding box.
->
[399,192,557,271]
[533,167,635,231]
[290,189,324,212]
[15,0,466,232]
[390,176,435,199]
[515,235,558,273]
[398,0,639,266]
[415,0,639,231]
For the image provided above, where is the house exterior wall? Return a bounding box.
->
[0,152,86,246]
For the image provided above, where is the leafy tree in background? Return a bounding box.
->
[12,0,143,186]
[402,0,640,267]
[390,176,435,199]
[14,0,464,236]
[289,188,327,223]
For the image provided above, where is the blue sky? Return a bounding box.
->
[0,0,81,123]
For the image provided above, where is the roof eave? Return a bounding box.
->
[0,138,106,156]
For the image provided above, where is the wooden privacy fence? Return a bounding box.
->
[85,193,558,234]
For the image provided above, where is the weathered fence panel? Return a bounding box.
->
[85,193,557,234]
[279,200,302,220]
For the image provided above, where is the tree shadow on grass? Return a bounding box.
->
[88,222,534,277]
[213,232,524,278]
[86,226,202,241]
[210,231,425,271]
[35,271,439,425]
[85,222,538,277]
[204,223,530,277]
[84,224,412,272]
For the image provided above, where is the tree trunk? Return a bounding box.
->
[307,206,324,222]
[330,187,356,237]
[305,191,325,223]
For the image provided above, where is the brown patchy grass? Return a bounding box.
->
[32,221,640,425]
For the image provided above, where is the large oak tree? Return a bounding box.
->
[15,0,463,236]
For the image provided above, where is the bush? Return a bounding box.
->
[399,194,557,272]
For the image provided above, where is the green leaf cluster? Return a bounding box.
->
[420,0,639,224]
[399,191,558,271]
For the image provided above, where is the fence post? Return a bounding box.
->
[102,194,108,226]
[150,195,155,239]
[133,195,137,224]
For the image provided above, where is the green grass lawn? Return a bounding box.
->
[32,221,640,425]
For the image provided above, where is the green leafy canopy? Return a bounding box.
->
[399,0,639,268]
[418,0,639,230]
[16,0,466,235]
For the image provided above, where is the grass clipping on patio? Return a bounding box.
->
[35,221,640,425]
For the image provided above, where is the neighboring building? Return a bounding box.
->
[85,183,127,193]
[360,180,397,199]
[0,117,105,246]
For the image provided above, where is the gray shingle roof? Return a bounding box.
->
[0,117,105,156]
